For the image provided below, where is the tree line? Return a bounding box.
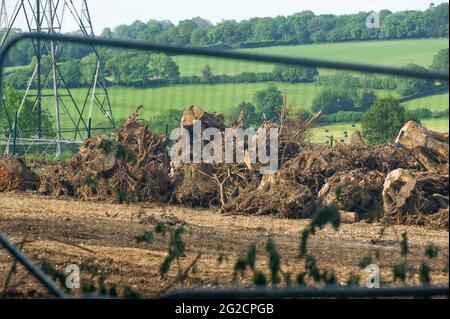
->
[3,51,319,89]
[1,3,448,67]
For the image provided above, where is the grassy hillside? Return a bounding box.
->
[173,38,449,76]
[243,38,449,67]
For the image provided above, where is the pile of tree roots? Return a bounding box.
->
[1,102,448,230]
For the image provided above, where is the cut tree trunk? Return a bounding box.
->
[395,121,449,172]
[181,105,225,131]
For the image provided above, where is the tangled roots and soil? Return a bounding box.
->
[226,171,316,219]
[317,169,385,220]
[0,155,40,192]
[383,169,449,229]
[39,107,172,202]
[283,143,420,196]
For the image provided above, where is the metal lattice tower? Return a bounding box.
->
[0,0,114,158]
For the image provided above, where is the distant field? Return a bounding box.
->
[50,83,397,126]
[243,38,449,68]
[172,38,449,76]
[401,91,449,111]
[311,118,449,144]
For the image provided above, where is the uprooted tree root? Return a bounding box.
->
[0,155,40,192]
[317,169,385,220]
[39,106,172,203]
[1,103,448,230]
[282,143,421,196]
[226,176,316,219]
[383,169,449,229]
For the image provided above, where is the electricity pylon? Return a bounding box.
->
[0,0,114,158]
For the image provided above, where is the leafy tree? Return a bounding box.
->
[201,64,214,83]
[254,85,283,122]
[127,54,150,85]
[396,64,434,96]
[356,90,377,111]
[148,53,180,80]
[4,69,32,89]
[1,87,53,138]
[59,59,81,87]
[406,108,432,120]
[430,48,449,73]
[312,89,354,114]
[362,96,411,145]
[79,53,99,86]
[228,102,260,127]
[273,65,318,83]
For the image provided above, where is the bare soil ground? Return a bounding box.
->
[0,192,448,298]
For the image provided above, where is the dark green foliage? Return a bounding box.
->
[116,144,137,164]
[122,286,142,299]
[148,53,180,80]
[362,96,410,145]
[254,85,283,122]
[356,90,377,111]
[201,65,214,83]
[246,243,257,270]
[59,59,82,87]
[311,89,355,115]
[135,231,154,243]
[265,239,281,285]
[346,274,360,287]
[228,102,260,127]
[4,69,32,89]
[1,87,53,138]
[431,48,449,72]
[392,263,407,282]
[419,264,431,284]
[252,271,267,286]
[40,261,68,292]
[101,140,116,154]
[159,227,186,278]
[273,64,318,83]
[305,255,321,283]
[424,244,439,259]
[359,255,373,270]
[154,223,167,235]
[400,232,409,258]
[432,108,449,119]
[117,190,139,204]
[296,272,307,287]
[56,5,450,49]
[396,64,435,96]
[83,173,98,188]
[407,108,433,120]
[233,258,247,280]
[300,204,340,258]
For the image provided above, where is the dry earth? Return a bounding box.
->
[0,192,448,298]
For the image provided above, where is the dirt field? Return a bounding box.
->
[0,192,448,298]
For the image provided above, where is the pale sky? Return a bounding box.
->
[2,0,448,34]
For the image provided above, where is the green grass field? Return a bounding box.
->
[401,91,449,111]
[244,38,449,67]
[53,83,397,127]
[171,38,449,76]
[40,79,445,140]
